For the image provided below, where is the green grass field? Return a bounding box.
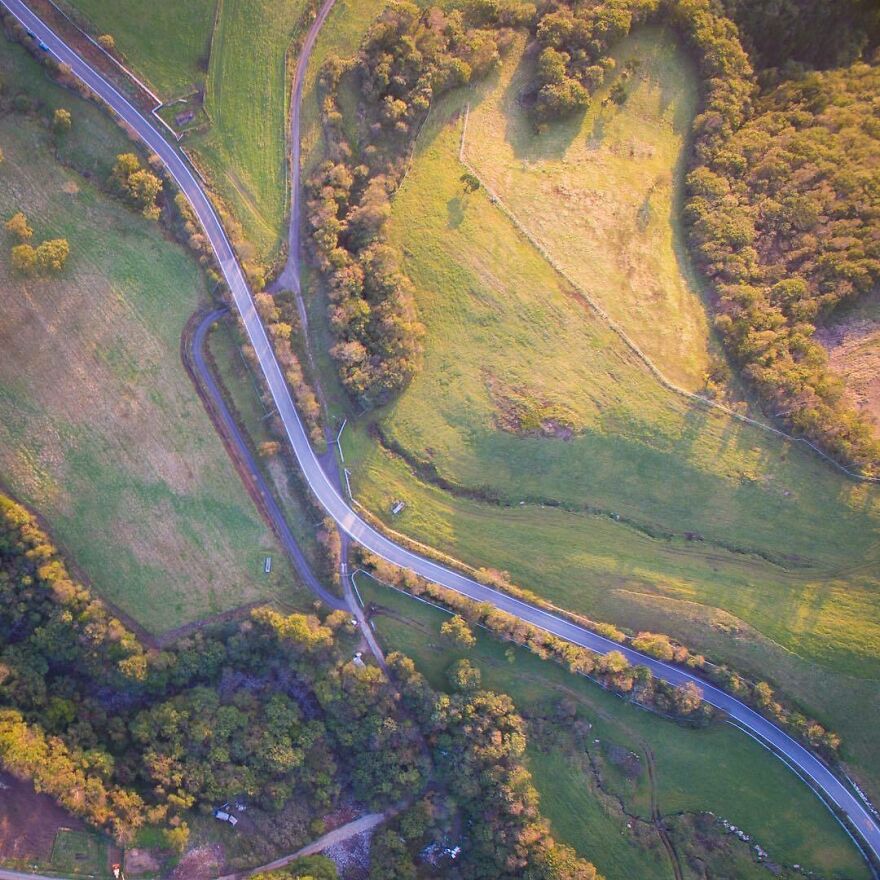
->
[0,39,306,632]
[190,0,307,263]
[64,0,308,264]
[62,0,217,97]
[334,30,880,799]
[358,576,869,880]
[48,829,109,877]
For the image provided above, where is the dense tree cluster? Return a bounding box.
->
[527,0,656,121]
[720,0,880,71]
[685,60,880,470]
[306,3,514,403]
[389,653,603,879]
[253,292,323,443]
[0,493,425,844]
[5,210,70,276]
[0,493,616,875]
[110,152,162,220]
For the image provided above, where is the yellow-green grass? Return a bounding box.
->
[335,48,880,794]
[466,28,713,390]
[359,576,869,880]
[0,49,305,632]
[62,0,217,97]
[346,105,880,664]
[190,0,307,263]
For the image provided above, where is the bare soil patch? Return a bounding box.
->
[817,315,880,430]
[169,843,224,880]
[124,847,161,876]
[0,772,85,862]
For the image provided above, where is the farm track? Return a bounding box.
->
[4,0,879,869]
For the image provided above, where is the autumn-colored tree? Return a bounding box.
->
[52,107,71,133]
[673,681,704,716]
[97,34,115,52]
[110,153,162,218]
[447,658,482,691]
[11,243,36,274]
[440,614,476,649]
[5,211,33,241]
[35,238,69,273]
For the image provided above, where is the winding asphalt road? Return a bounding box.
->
[5,0,880,867]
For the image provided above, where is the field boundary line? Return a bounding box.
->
[458,103,878,484]
[43,0,183,141]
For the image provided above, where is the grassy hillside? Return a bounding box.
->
[359,576,869,880]
[336,32,880,797]
[0,40,304,632]
[466,28,713,390]
[62,0,217,98]
[63,0,308,263]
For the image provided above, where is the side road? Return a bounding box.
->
[189,308,345,611]
[4,0,879,866]
[215,809,393,880]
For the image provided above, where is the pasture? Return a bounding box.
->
[0,43,303,632]
[192,0,309,263]
[62,0,217,97]
[359,576,869,880]
[466,28,713,390]
[338,29,880,798]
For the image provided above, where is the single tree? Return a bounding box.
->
[673,681,703,716]
[97,34,115,52]
[460,171,481,193]
[440,614,476,649]
[447,658,482,692]
[163,823,189,854]
[35,238,70,273]
[11,243,36,275]
[5,211,33,241]
[52,108,72,133]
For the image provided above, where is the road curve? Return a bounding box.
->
[5,0,879,866]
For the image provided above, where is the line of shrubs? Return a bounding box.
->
[354,547,844,761]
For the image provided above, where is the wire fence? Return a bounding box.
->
[458,103,879,485]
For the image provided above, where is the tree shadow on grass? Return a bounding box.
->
[447,195,465,229]
[503,51,585,163]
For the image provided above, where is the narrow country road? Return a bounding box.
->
[273,0,336,305]
[4,0,879,867]
[215,809,391,880]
